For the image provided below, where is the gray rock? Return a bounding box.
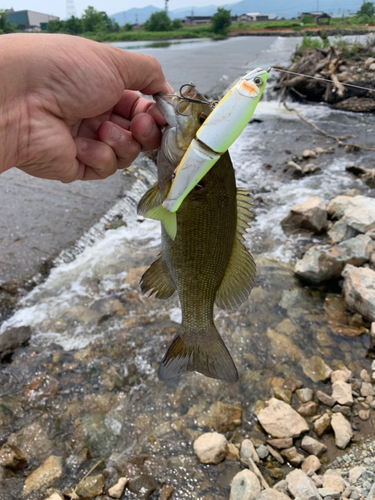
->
[301,436,327,457]
[342,264,375,321]
[257,398,309,438]
[0,326,32,359]
[256,444,269,460]
[281,197,327,234]
[193,432,227,464]
[273,480,289,496]
[295,235,372,283]
[230,470,261,500]
[241,439,260,464]
[286,469,323,500]
[328,219,358,244]
[331,413,353,449]
[128,475,158,500]
[332,405,352,417]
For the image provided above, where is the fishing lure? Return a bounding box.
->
[145,67,269,240]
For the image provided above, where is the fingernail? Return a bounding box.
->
[79,140,88,152]
[110,125,121,141]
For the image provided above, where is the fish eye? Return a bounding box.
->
[254,77,262,85]
[198,113,207,124]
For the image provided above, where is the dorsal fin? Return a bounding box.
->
[137,183,163,216]
[140,255,176,299]
[215,188,256,310]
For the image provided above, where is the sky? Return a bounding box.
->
[0,0,365,22]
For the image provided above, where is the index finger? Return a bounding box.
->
[105,48,172,95]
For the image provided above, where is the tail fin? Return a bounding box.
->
[158,325,238,383]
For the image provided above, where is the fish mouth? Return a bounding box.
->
[153,93,179,128]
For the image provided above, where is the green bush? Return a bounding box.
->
[171,18,182,30]
[211,7,231,35]
[123,23,133,31]
[144,11,172,31]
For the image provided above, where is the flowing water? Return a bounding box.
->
[0,36,375,499]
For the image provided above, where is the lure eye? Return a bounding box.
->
[198,113,207,124]
[254,77,263,85]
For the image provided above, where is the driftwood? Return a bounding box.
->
[274,43,375,109]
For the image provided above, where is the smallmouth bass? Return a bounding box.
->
[137,84,256,383]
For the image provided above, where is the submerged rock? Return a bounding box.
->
[229,470,261,500]
[295,235,372,283]
[197,401,242,432]
[256,398,309,438]
[23,455,63,495]
[127,475,158,499]
[0,326,32,360]
[0,444,27,470]
[281,197,327,234]
[240,439,260,464]
[302,356,332,383]
[342,264,375,321]
[193,432,227,464]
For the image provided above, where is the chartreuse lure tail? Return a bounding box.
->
[145,67,269,239]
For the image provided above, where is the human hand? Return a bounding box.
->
[0,34,171,182]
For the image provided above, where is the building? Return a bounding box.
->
[238,12,278,22]
[300,11,331,24]
[184,15,212,25]
[6,9,59,30]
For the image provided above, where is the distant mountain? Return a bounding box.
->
[111,0,364,25]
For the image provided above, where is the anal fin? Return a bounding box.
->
[140,256,176,299]
[145,205,177,241]
[137,183,163,216]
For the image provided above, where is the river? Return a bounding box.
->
[0,35,374,500]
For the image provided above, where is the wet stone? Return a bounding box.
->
[296,388,314,403]
[107,477,127,498]
[75,474,105,499]
[23,455,63,496]
[193,432,227,464]
[280,446,304,467]
[128,475,158,499]
[332,404,351,417]
[256,444,269,460]
[302,356,332,383]
[360,369,372,382]
[281,197,327,234]
[229,469,261,500]
[0,443,27,470]
[266,445,285,464]
[316,391,335,407]
[197,401,242,432]
[257,398,309,438]
[0,326,32,360]
[342,264,375,321]
[159,484,174,500]
[274,387,292,404]
[7,421,54,461]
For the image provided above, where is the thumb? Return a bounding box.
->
[105,47,172,95]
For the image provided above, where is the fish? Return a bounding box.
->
[137,84,256,383]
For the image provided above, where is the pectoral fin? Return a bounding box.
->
[144,206,177,241]
[215,189,256,310]
[137,183,163,216]
[140,256,176,299]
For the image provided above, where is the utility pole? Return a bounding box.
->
[66,0,76,18]
[165,0,169,13]
[316,0,319,13]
